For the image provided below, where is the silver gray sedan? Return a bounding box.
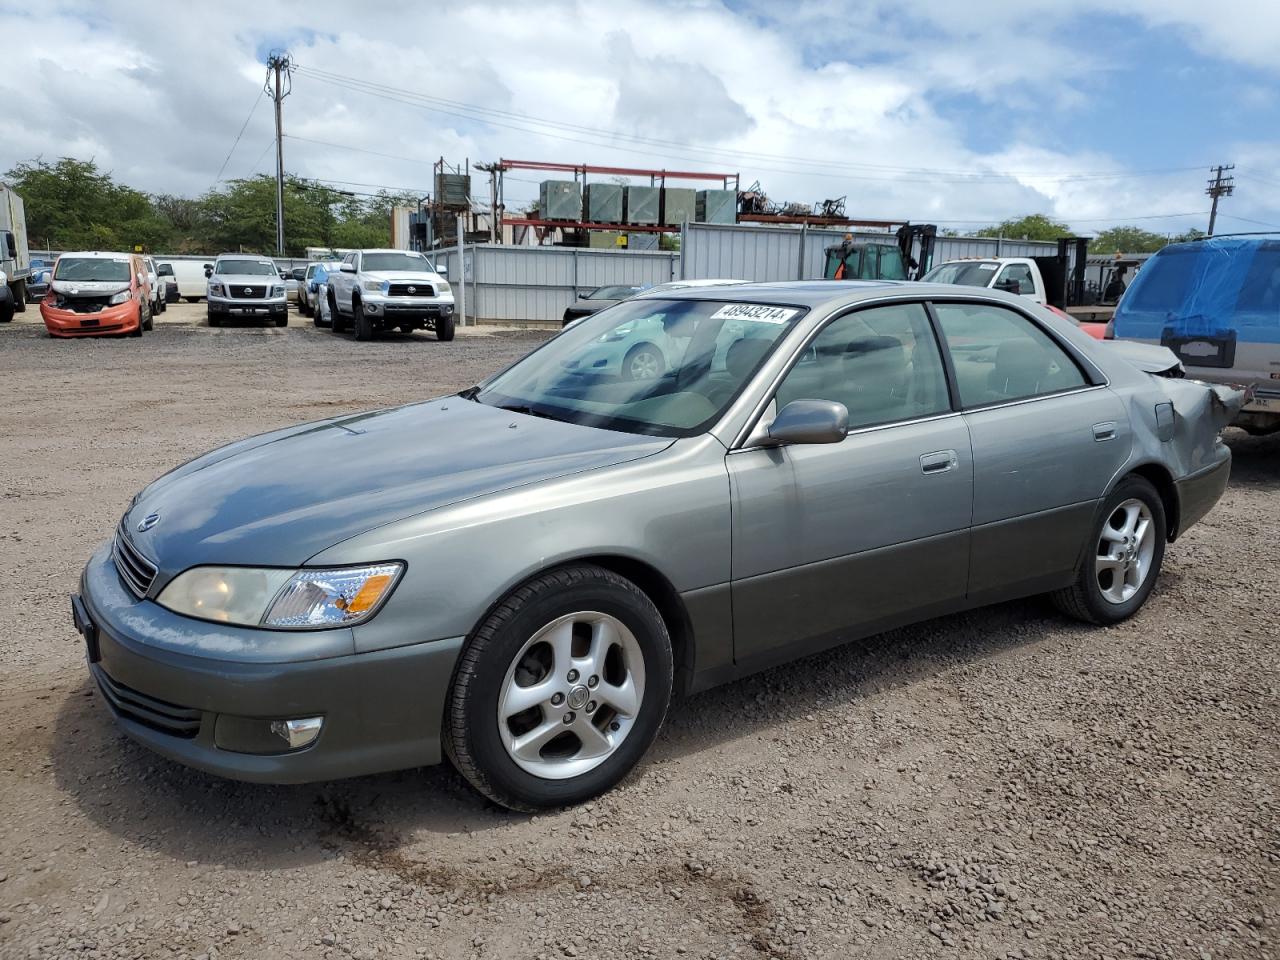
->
[72,281,1243,810]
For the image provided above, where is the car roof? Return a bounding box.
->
[215,253,274,261]
[650,279,1047,312]
[56,251,136,260]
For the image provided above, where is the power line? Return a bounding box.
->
[212,89,265,184]
[284,134,434,166]
[291,63,1207,186]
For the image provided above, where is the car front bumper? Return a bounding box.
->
[74,543,463,784]
[41,300,141,336]
[207,295,288,317]
[360,296,455,320]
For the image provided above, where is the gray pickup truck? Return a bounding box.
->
[326,248,455,341]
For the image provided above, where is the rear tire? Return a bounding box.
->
[13,281,26,313]
[436,313,456,342]
[0,298,13,323]
[1052,475,1166,625]
[622,343,664,381]
[445,564,673,812]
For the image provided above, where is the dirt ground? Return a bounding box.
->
[1,301,1277,960]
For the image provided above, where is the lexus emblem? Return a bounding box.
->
[244,287,253,295]
[407,286,416,294]
[137,512,160,532]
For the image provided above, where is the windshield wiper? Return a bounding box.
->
[457,385,481,401]
[495,403,568,423]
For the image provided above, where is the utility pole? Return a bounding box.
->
[1206,164,1234,237]
[265,52,293,256]
[474,163,501,243]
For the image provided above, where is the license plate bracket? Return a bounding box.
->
[1161,328,1237,369]
[71,594,100,662]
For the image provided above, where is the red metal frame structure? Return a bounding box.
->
[494,159,739,241]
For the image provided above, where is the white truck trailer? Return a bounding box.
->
[0,183,32,323]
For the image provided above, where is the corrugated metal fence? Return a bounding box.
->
[431,245,679,324]
[678,222,1058,283]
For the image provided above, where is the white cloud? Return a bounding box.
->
[1,0,1277,237]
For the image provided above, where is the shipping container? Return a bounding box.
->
[662,188,696,226]
[583,183,624,223]
[540,180,582,221]
[696,189,737,224]
[625,186,659,225]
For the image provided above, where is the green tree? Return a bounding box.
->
[1091,226,1169,254]
[974,214,1071,242]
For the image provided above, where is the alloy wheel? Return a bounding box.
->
[497,611,645,780]
[1095,498,1155,604]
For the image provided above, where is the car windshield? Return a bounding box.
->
[586,285,642,300]
[922,261,1000,286]
[54,257,131,282]
[215,259,278,276]
[475,298,805,437]
[362,252,431,272]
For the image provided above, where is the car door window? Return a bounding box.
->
[996,263,1034,295]
[934,301,1087,408]
[774,302,951,430]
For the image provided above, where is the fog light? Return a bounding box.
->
[270,716,323,749]
[365,303,378,314]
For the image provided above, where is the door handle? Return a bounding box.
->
[920,449,958,475]
[1092,421,1117,441]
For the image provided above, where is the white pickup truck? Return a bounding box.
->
[326,248,455,342]
[921,257,1051,303]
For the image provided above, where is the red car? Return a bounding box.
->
[1046,304,1106,339]
[41,252,154,338]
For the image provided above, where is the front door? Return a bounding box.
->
[728,301,974,666]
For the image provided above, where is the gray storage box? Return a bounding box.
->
[587,231,625,249]
[435,173,471,208]
[696,189,737,224]
[625,186,659,225]
[539,180,582,221]
[662,188,696,226]
[625,233,659,251]
[584,183,624,223]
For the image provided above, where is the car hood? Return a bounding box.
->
[51,279,129,296]
[570,299,615,312]
[361,270,444,285]
[126,399,670,578]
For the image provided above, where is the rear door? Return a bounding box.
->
[931,299,1130,602]
[728,301,973,666]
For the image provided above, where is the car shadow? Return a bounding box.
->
[1224,428,1279,489]
[50,593,1074,873]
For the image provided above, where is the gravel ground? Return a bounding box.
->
[1,302,1277,960]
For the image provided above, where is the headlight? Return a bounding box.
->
[156,563,403,629]
[208,282,224,296]
[108,290,133,305]
[272,285,285,297]
[435,281,451,294]
[361,280,387,293]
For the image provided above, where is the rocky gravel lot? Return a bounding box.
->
[0,304,1277,960]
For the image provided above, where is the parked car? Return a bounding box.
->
[156,261,180,305]
[298,261,338,317]
[143,256,166,315]
[923,258,1109,339]
[26,258,53,302]
[205,255,288,327]
[72,281,1243,810]
[1110,234,1280,434]
[325,248,454,341]
[562,285,643,326]
[40,251,153,337]
[280,266,302,300]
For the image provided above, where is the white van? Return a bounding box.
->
[157,259,212,302]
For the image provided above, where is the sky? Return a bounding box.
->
[3,0,1279,237]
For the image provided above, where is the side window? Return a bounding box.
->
[933,301,1087,407]
[996,263,1034,295]
[775,303,951,430]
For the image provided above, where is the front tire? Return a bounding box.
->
[353,298,373,341]
[207,310,221,327]
[436,313,455,341]
[445,565,673,811]
[1052,475,1166,625]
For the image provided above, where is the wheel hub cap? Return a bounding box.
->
[567,684,589,710]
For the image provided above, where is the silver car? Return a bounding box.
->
[72,281,1242,810]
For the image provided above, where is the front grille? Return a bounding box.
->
[59,296,110,314]
[387,282,434,298]
[93,666,201,738]
[229,285,267,299]
[112,522,158,599]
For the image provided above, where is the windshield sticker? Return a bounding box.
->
[710,303,800,324]
[977,263,998,270]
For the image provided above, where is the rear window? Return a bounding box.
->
[1119,245,1199,313]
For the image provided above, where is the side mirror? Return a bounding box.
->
[766,400,849,446]
[435,263,448,278]
[995,278,1021,294]
[204,266,213,278]
[340,262,356,273]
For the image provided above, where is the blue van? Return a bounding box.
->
[1112,235,1280,434]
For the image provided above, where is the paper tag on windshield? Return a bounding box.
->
[710,303,799,324]
[977,263,998,270]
